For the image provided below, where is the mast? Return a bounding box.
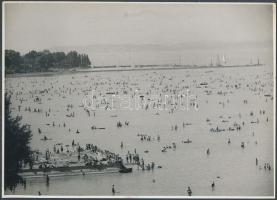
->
[222,54,226,65]
[129,49,132,67]
[216,54,221,66]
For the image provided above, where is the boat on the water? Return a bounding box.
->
[182,139,192,144]
[19,167,120,179]
[119,167,132,173]
[19,161,133,179]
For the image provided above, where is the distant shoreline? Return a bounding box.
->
[5,64,264,78]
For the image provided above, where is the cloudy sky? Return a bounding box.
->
[4,2,274,54]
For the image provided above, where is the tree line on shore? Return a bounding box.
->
[5,49,91,73]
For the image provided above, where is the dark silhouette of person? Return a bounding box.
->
[211,181,215,190]
[112,184,115,195]
[187,186,192,196]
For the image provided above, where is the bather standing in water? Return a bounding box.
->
[112,184,115,195]
[46,175,49,187]
[211,181,215,190]
[206,148,210,155]
[187,186,192,196]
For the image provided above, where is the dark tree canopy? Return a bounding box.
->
[5,49,92,73]
[4,95,33,191]
[5,50,22,72]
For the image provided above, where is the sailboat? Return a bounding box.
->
[210,57,213,67]
[222,54,227,65]
[216,54,221,66]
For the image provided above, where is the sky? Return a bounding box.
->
[4,2,274,54]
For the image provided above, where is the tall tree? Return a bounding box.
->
[4,95,33,191]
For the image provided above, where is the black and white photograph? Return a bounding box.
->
[2,1,276,198]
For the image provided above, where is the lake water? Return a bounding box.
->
[5,65,274,196]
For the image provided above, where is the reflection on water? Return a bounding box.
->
[5,65,274,196]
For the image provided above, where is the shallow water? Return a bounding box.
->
[5,65,274,196]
